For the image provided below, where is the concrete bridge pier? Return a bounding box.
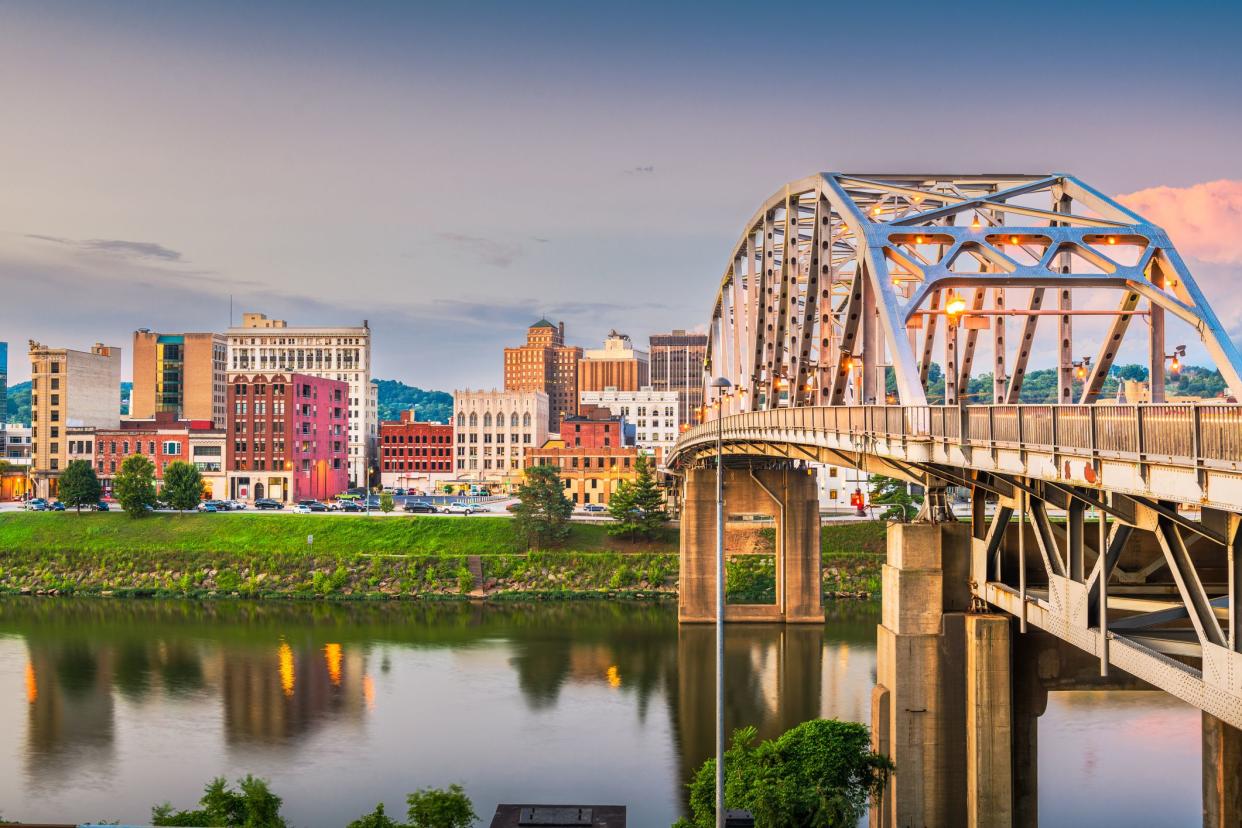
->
[871,523,1019,828]
[1203,713,1242,828]
[678,463,821,623]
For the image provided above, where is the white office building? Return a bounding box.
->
[578,386,679,463]
[453,389,549,490]
[227,312,376,487]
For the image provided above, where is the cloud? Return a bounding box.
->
[1116,179,1242,265]
[624,165,655,175]
[435,231,524,267]
[26,233,185,262]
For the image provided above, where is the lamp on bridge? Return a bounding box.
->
[1073,356,1092,382]
[945,293,967,322]
[1166,344,1187,376]
[708,374,732,828]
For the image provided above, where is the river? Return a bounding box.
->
[0,598,1203,826]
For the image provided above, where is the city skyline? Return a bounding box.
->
[3,1,1242,390]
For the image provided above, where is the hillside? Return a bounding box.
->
[375,378,453,423]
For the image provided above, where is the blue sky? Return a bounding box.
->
[2,0,1241,388]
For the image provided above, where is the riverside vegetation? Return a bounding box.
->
[0,513,885,602]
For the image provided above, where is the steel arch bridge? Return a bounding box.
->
[668,173,1242,732]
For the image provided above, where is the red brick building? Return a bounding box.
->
[522,405,661,506]
[225,372,349,503]
[379,410,453,490]
[94,412,224,496]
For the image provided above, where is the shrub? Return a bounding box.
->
[406,784,478,828]
[681,720,892,828]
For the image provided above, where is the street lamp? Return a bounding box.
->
[709,374,731,828]
[1166,344,1187,376]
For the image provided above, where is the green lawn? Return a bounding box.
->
[0,512,678,556]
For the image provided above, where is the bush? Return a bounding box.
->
[680,720,892,828]
[406,784,478,828]
[152,775,287,827]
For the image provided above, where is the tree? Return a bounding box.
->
[59,459,101,513]
[868,475,921,522]
[406,784,477,828]
[163,461,204,514]
[380,491,395,513]
[606,480,637,537]
[608,454,668,540]
[152,775,287,827]
[347,803,402,828]
[512,464,572,547]
[678,720,892,828]
[114,454,157,517]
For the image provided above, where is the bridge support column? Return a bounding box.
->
[966,614,1013,828]
[678,464,821,623]
[1203,713,1242,828]
[872,522,972,828]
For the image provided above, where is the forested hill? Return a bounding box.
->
[375,379,453,423]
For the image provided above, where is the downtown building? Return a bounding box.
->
[131,330,228,426]
[227,313,376,487]
[93,411,228,500]
[27,341,122,499]
[577,386,679,464]
[453,389,548,490]
[504,319,581,431]
[225,372,349,503]
[578,330,648,395]
[379,410,453,492]
[650,329,708,425]
[525,407,654,507]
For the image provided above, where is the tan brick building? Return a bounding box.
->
[650,329,708,425]
[28,341,122,498]
[578,330,649,395]
[503,319,581,431]
[131,330,227,427]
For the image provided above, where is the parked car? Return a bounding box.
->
[293,503,312,514]
[403,500,436,513]
[226,500,246,511]
[197,500,225,512]
[50,501,66,511]
[442,501,480,515]
[25,499,48,511]
[297,500,328,512]
[253,498,282,510]
[200,503,220,513]
[94,501,110,512]
[505,502,520,513]
[393,488,407,497]
[337,499,365,512]
[582,503,606,513]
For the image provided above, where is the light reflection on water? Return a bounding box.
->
[0,598,1202,827]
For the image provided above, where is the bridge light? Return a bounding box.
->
[970,215,981,230]
[915,235,925,244]
[1107,236,1117,245]
[1170,355,1180,374]
[1075,363,1087,380]
[1009,235,1019,245]
[945,294,967,319]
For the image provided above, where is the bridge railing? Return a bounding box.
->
[679,402,1242,471]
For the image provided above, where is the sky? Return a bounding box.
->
[2,0,1242,389]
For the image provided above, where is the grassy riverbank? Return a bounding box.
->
[0,513,885,602]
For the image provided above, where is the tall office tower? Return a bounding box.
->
[503,319,582,431]
[131,330,228,426]
[27,341,122,498]
[226,312,375,488]
[649,329,708,425]
[578,331,649,395]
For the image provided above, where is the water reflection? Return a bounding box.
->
[0,597,1200,826]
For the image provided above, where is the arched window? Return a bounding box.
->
[469,412,478,427]
[523,412,531,427]
[484,412,493,428]
[510,412,519,427]
[457,412,465,427]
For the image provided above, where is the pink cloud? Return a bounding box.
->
[1117,179,1242,265]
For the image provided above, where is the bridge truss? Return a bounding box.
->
[675,173,1242,729]
[702,173,1242,413]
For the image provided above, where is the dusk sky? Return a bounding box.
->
[3,0,1242,388]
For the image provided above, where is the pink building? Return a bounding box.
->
[226,372,349,503]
